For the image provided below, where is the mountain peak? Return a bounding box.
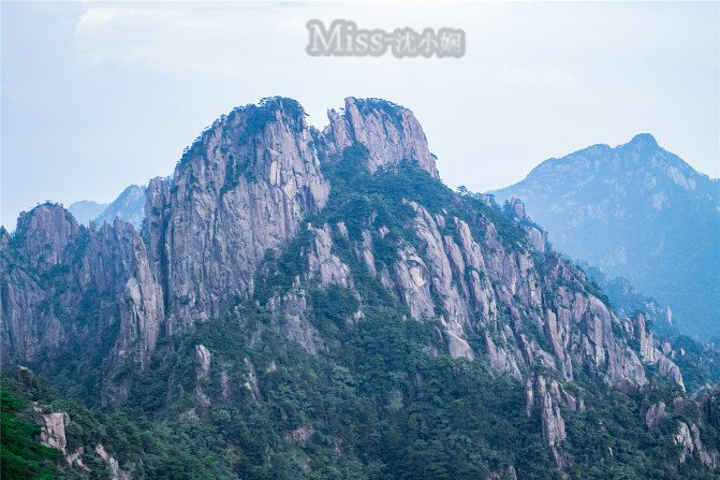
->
[324,97,439,178]
[17,202,77,233]
[232,96,307,123]
[14,203,80,266]
[627,133,659,149]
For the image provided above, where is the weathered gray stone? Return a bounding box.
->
[324,97,439,178]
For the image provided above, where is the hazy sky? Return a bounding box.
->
[2,1,718,229]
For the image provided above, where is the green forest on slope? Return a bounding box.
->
[2,151,719,480]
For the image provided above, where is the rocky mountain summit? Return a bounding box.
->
[492,134,720,340]
[2,98,718,479]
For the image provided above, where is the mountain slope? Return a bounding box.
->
[583,265,720,393]
[2,99,719,479]
[94,184,147,230]
[582,265,678,338]
[492,134,720,340]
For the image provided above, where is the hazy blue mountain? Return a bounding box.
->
[67,200,107,226]
[493,134,720,340]
[93,184,146,230]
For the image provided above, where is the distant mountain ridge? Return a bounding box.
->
[68,184,146,230]
[67,200,107,225]
[493,134,720,340]
[94,184,146,229]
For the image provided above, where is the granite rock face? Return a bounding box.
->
[324,97,439,178]
[1,205,164,395]
[0,97,686,419]
[307,223,354,289]
[144,98,330,333]
[645,401,668,429]
[674,421,720,468]
[33,406,69,453]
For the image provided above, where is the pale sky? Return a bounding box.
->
[2,1,718,229]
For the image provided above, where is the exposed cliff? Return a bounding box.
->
[323,97,439,178]
[1,205,164,403]
[144,97,329,333]
[1,97,716,479]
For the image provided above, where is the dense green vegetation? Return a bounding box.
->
[0,384,60,480]
[670,336,720,393]
[6,302,719,479]
[3,154,719,479]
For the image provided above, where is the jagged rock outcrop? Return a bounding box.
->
[266,284,323,355]
[645,401,668,429]
[393,245,436,320]
[144,98,329,333]
[33,405,69,452]
[658,357,685,390]
[244,358,262,403]
[285,426,315,445]
[625,312,685,390]
[634,312,660,363]
[193,344,215,407]
[324,97,439,178]
[33,406,89,471]
[485,332,520,378]
[1,206,164,387]
[195,344,211,380]
[586,266,678,339]
[95,444,132,480]
[487,466,518,480]
[674,421,720,468]
[534,375,567,468]
[307,223,354,289]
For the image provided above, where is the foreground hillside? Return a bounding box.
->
[1,98,718,479]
